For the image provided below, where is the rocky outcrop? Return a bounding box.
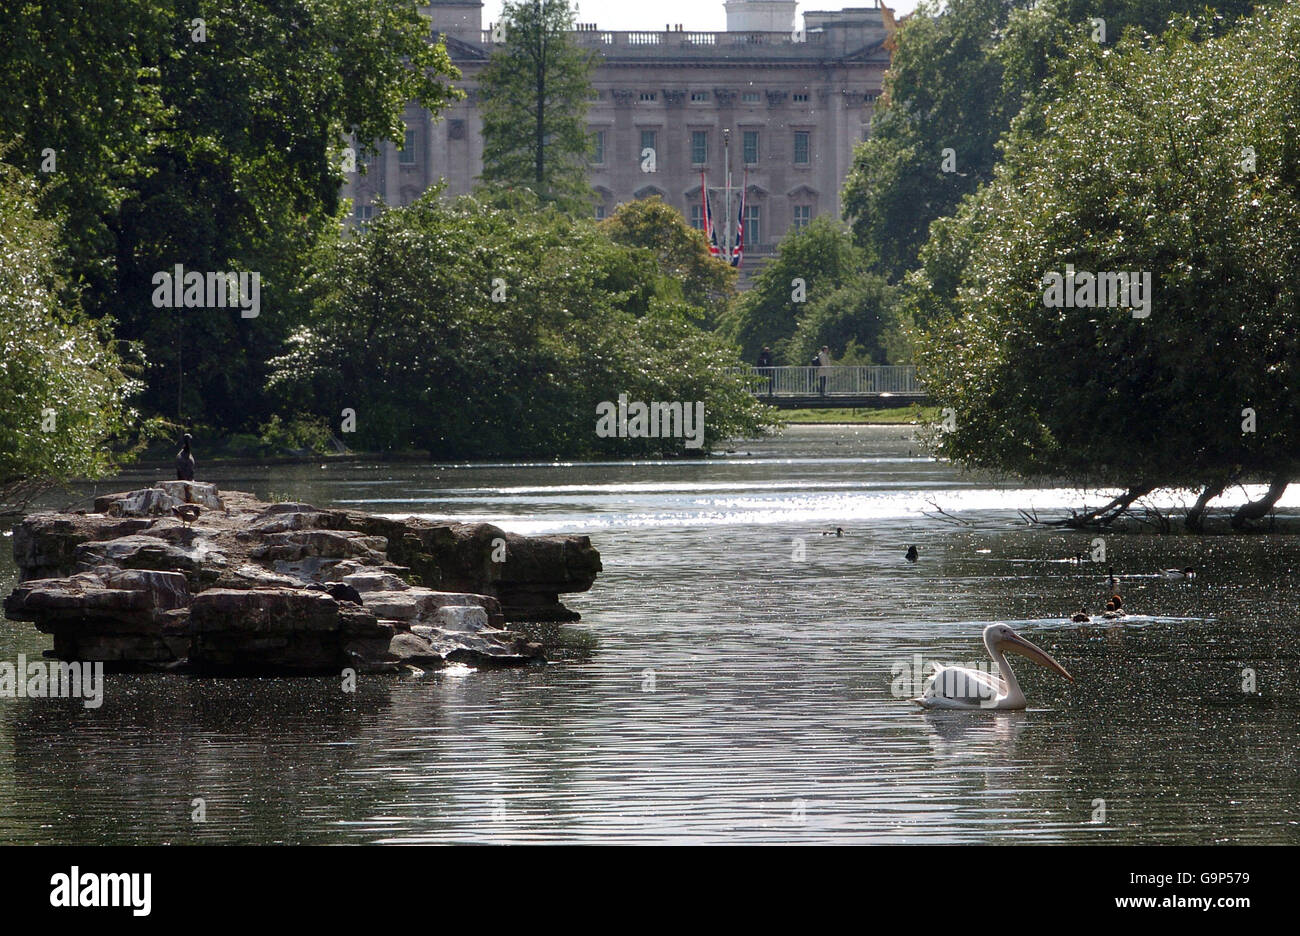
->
[3,485,600,675]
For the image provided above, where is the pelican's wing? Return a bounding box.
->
[917,666,1006,709]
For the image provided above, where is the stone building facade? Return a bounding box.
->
[343,1,894,273]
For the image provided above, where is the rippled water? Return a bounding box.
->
[2,425,1298,844]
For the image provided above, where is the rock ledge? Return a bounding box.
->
[4,484,600,674]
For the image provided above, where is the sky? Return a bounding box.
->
[482,1,922,33]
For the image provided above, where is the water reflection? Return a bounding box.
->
[2,426,1299,843]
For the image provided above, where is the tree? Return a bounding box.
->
[785,273,901,368]
[907,7,1300,529]
[270,191,776,458]
[842,0,1266,284]
[478,0,596,211]
[0,0,461,433]
[843,0,1024,282]
[0,158,139,513]
[720,216,862,364]
[598,197,736,327]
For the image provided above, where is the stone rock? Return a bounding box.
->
[4,486,600,674]
[94,482,225,517]
[75,534,227,589]
[250,530,388,563]
[187,587,393,672]
[3,568,192,666]
[423,524,602,622]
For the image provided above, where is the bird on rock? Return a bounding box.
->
[171,504,201,527]
[176,434,196,481]
[307,582,364,606]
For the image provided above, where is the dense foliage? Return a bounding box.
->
[842,0,1266,284]
[0,0,460,433]
[908,6,1300,523]
[269,192,776,458]
[598,197,736,326]
[722,217,900,365]
[0,160,139,509]
[478,0,596,211]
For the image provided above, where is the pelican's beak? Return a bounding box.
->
[1001,633,1074,682]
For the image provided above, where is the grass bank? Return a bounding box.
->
[780,404,938,425]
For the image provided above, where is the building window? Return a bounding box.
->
[591,130,606,164]
[595,203,607,220]
[690,204,705,230]
[691,131,708,166]
[353,202,374,227]
[400,128,416,165]
[742,91,760,103]
[793,205,811,231]
[639,91,657,102]
[743,130,759,165]
[744,204,760,246]
[792,92,810,103]
[794,131,810,166]
[690,91,709,102]
[640,129,657,158]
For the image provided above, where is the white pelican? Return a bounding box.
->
[914,624,1074,710]
[1158,567,1195,580]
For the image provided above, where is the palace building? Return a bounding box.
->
[343,1,896,274]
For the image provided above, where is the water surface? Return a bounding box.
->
[2,425,1297,844]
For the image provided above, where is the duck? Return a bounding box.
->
[1070,611,1090,623]
[171,504,201,527]
[905,545,918,562]
[1158,567,1195,580]
[176,433,195,481]
[307,582,364,606]
[821,527,847,537]
[1101,593,1125,619]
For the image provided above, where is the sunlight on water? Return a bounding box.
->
[1,425,1298,844]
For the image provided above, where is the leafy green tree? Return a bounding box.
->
[721,216,862,364]
[0,158,139,513]
[908,7,1300,529]
[270,191,775,458]
[843,0,1266,284]
[0,0,461,433]
[478,0,596,211]
[843,0,1025,282]
[785,274,900,367]
[598,197,736,326]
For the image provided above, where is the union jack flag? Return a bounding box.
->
[731,171,747,268]
[702,172,721,258]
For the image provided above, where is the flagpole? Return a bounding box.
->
[723,128,732,261]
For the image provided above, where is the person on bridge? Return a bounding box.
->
[816,346,832,396]
[756,346,774,395]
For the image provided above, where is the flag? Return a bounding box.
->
[702,172,721,258]
[731,171,747,268]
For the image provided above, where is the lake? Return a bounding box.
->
[1,425,1297,844]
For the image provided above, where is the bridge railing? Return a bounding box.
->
[728,365,921,396]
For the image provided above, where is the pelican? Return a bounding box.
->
[1158,567,1195,580]
[914,624,1074,710]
